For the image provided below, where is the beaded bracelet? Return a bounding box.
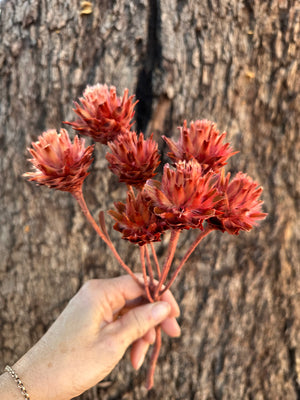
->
[4,365,30,399]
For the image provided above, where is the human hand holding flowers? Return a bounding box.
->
[23,83,267,389]
[0,275,180,400]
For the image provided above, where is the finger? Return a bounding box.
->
[103,275,180,318]
[160,290,180,318]
[130,338,150,370]
[130,327,156,369]
[81,275,180,328]
[106,274,180,317]
[143,328,156,344]
[161,317,181,337]
[105,301,171,349]
[80,275,146,317]
[135,275,180,318]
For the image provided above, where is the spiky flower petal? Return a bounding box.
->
[163,120,237,173]
[109,188,166,246]
[65,84,137,144]
[23,129,94,193]
[106,131,160,187]
[208,170,267,234]
[144,160,223,230]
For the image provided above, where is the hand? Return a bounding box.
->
[9,275,180,400]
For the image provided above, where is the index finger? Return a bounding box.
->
[102,274,180,318]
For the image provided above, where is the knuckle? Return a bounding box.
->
[77,279,104,304]
[130,308,147,339]
[81,279,102,294]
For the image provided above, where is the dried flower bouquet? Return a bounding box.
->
[24,84,267,389]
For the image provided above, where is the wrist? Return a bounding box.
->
[12,345,59,400]
[12,336,76,400]
[0,369,24,400]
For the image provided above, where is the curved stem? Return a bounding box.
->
[161,225,213,295]
[72,190,140,285]
[145,245,154,285]
[139,246,154,303]
[146,326,162,390]
[150,242,161,278]
[154,230,180,300]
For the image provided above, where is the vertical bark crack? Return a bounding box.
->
[288,347,300,399]
[135,0,162,134]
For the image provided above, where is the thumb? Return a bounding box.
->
[109,301,171,349]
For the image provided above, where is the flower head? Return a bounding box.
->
[23,129,94,193]
[108,188,166,246]
[208,170,267,234]
[64,84,137,144]
[144,160,223,230]
[106,131,160,187]
[163,120,237,173]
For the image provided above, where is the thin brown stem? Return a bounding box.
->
[139,246,154,303]
[145,245,154,285]
[160,225,213,295]
[72,189,140,285]
[146,326,162,390]
[150,242,161,278]
[154,230,180,299]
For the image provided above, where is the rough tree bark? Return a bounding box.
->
[0,0,299,399]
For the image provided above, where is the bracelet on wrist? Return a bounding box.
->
[4,365,30,399]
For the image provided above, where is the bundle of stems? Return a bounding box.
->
[73,188,213,389]
[24,83,267,389]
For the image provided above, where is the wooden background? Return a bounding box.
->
[0,1,299,399]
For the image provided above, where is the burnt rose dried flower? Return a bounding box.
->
[65,84,137,144]
[106,131,160,187]
[208,170,267,234]
[144,160,223,230]
[23,129,94,193]
[163,120,237,173]
[108,188,166,246]
[23,80,268,391]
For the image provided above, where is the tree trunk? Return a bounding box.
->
[1,0,299,399]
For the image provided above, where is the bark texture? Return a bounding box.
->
[0,0,299,399]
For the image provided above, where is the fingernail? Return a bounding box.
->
[174,304,181,318]
[151,302,171,321]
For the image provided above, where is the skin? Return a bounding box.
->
[0,275,181,399]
